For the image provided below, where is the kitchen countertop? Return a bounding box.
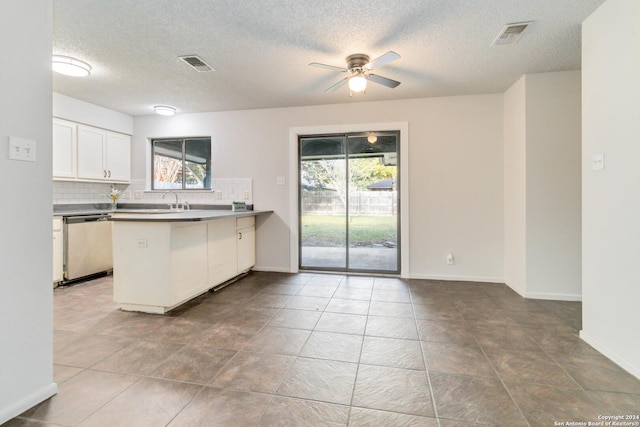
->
[110,209,272,222]
[52,203,267,220]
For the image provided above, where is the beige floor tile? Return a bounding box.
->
[168,387,271,427]
[430,372,528,426]
[20,370,138,425]
[360,336,424,370]
[349,407,438,427]
[242,326,311,355]
[259,396,349,426]
[352,364,434,417]
[314,312,367,335]
[150,341,236,384]
[79,377,201,426]
[210,351,295,393]
[277,357,358,405]
[300,331,364,363]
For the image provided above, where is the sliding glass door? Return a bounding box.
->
[299,132,400,274]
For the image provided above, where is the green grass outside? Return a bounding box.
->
[301,214,397,247]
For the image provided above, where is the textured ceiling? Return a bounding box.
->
[52,0,605,117]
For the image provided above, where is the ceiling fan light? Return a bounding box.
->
[348,75,367,93]
[154,105,176,116]
[52,55,91,77]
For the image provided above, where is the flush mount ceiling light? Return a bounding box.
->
[153,105,176,116]
[367,134,378,143]
[52,55,91,77]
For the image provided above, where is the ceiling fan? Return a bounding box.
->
[309,51,401,95]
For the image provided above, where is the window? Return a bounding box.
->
[152,137,212,190]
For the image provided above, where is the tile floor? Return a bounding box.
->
[6,272,640,426]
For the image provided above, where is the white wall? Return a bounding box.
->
[525,71,582,300]
[581,0,640,378]
[0,0,57,423]
[503,76,527,296]
[503,71,582,301]
[134,94,505,281]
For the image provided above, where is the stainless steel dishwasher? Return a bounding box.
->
[64,214,113,282]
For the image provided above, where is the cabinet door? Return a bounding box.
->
[77,125,106,180]
[208,218,237,284]
[106,132,131,182]
[237,226,256,273]
[52,119,77,179]
[53,218,64,284]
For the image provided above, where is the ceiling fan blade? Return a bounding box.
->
[368,74,401,89]
[325,77,349,92]
[365,51,400,70]
[309,62,347,72]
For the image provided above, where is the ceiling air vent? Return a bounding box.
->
[491,21,533,46]
[179,55,215,72]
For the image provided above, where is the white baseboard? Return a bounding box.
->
[525,291,582,302]
[580,331,640,380]
[408,273,504,284]
[0,382,57,425]
[251,266,295,273]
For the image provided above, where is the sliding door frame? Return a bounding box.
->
[297,131,401,274]
[289,122,410,277]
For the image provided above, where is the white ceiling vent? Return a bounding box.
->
[179,55,215,72]
[491,21,533,46]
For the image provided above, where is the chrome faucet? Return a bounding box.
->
[162,191,180,209]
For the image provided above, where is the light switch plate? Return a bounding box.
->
[8,137,37,162]
[592,153,605,171]
[277,176,286,186]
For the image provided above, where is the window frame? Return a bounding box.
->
[151,136,212,191]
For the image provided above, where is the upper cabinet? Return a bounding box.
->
[54,118,130,183]
[52,119,77,179]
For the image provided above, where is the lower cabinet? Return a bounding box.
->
[113,216,257,313]
[53,217,64,285]
[237,216,256,273]
[208,218,237,285]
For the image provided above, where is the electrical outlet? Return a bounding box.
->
[446,253,455,265]
[134,191,143,199]
[123,191,131,199]
[243,191,249,200]
[215,190,222,200]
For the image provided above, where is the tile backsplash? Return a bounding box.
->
[53,178,252,205]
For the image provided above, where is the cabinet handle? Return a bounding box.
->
[103,170,107,177]
[239,232,243,240]
[108,170,111,178]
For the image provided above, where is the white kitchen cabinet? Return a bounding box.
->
[52,119,77,179]
[53,217,64,285]
[77,124,130,182]
[112,213,261,314]
[208,217,238,284]
[105,131,131,182]
[236,216,256,273]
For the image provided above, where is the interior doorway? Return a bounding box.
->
[298,131,400,274]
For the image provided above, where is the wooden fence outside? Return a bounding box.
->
[302,190,397,215]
